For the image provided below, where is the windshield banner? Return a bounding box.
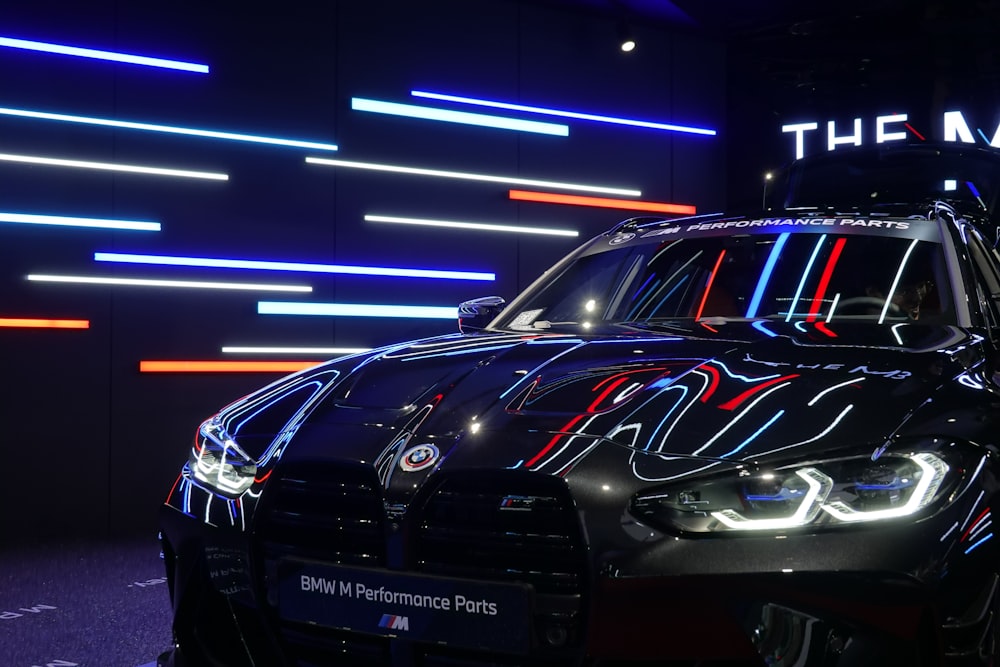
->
[610,216,942,245]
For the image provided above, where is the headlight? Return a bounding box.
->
[188,419,257,497]
[630,448,959,534]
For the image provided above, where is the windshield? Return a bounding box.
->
[494,221,954,332]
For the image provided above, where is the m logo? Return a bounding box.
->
[379,614,409,631]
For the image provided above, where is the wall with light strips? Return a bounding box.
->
[0,0,725,539]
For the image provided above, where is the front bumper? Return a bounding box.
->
[157,453,1000,667]
[158,499,998,667]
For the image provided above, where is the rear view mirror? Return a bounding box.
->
[458,296,506,333]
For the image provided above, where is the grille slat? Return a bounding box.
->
[280,622,389,667]
[255,463,387,568]
[414,475,587,598]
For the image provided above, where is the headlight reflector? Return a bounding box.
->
[820,452,948,522]
[189,420,257,496]
[712,467,833,530]
[631,451,954,534]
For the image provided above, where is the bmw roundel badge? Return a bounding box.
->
[608,232,635,245]
[399,443,439,472]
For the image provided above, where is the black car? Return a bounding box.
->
[158,145,1000,666]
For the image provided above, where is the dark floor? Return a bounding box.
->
[1,534,173,667]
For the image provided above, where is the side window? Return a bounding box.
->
[963,227,1000,327]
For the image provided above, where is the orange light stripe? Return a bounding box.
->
[509,189,696,215]
[140,360,322,373]
[0,317,90,329]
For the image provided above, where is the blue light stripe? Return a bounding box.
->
[1,211,159,231]
[0,105,337,151]
[746,232,789,317]
[720,410,785,458]
[399,343,518,361]
[965,532,993,555]
[785,235,826,322]
[258,302,456,319]
[624,277,662,319]
[0,36,209,73]
[351,98,568,136]
[648,275,690,317]
[752,320,778,338]
[412,90,717,136]
[94,252,494,282]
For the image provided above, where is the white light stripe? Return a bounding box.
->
[939,521,960,542]
[970,518,993,541]
[27,274,311,292]
[305,157,640,196]
[364,214,578,237]
[351,98,568,136]
[93,252,495,281]
[785,235,826,322]
[0,106,337,151]
[961,490,987,531]
[0,152,227,180]
[880,239,920,324]
[531,414,601,472]
[0,211,159,231]
[891,322,906,346]
[222,346,371,355]
[258,301,456,319]
[411,90,717,136]
[825,292,841,322]
[691,381,793,456]
[752,405,854,458]
[806,377,864,406]
[0,36,209,73]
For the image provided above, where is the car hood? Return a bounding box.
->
[270,322,983,497]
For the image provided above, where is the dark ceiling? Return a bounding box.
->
[536,0,1000,109]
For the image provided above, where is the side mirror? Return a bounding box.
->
[458,296,506,333]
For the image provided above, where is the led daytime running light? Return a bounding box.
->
[190,422,257,496]
[712,467,833,530]
[821,452,949,522]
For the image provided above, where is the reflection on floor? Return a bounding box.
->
[1,534,172,667]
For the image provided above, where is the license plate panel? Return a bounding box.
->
[277,559,533,654]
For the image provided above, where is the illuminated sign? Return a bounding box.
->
[782,111,999,159]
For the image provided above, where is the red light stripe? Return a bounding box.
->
[814,321,838,338]
[961,508,991,542]
[693,250,726,320]
[524,414,586,468]
[509,189,696,215]
[0,317,90,329]
[807,237,847,322]
[904,123,926,141]
[698,364,721,403]
[717,374,799,411]
[140,360,322,373]
[587,376,631,412]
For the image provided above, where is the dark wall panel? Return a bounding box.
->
[0,0,725,541]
